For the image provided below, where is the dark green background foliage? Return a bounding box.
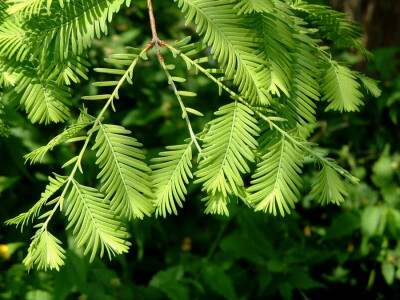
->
[1,0,399,299]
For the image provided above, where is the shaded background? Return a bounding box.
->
[328,0,400,49]
[1,0,400,299]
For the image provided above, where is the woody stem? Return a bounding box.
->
[147,0,164,60]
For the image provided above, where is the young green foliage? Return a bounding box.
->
[65,180,131,262]
[321,61,364,112]
[151,141,194,218]
[92,124,154,220]
[6,174,67,230]
[248,129,304,216]
[195,101,259,201]
[311,165,348,205]
[174,0,272,105]
[23,229,66,271]
[24,110,94,163]
[2,0,381,271]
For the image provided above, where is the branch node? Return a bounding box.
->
[146,42,154,50]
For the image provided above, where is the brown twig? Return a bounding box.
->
[146,1,200,151]
[147,0,165,60]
